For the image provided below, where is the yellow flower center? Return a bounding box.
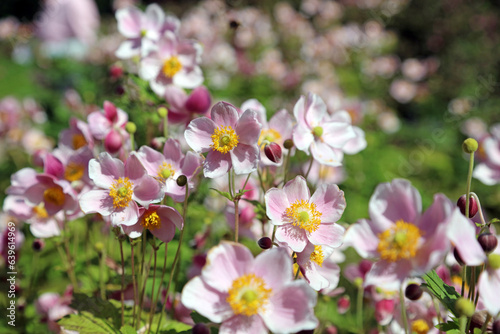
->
[258,128,282,146]
[109,177,133,208]
[285,199,322,233]
[43,187,65,206]
[411,319,429,334]
[157,162,175,181]
[226,273,272,317]
[162,56,182,78]
[32,203,48,219]
[310,245,324,266]
[211,125,239,154]
[377,220,422,262]
[141,210,161,230]
[65,162,85,182]
[72,133,87,150]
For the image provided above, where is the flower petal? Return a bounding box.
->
[308,223,345,248]
[220,315,268,334]
[283,175,310,204]
[264,188,289,225]
[89,152,124,189]
[204,150,231,179]
[230,144,259,175]
[211,102,239,128]
[310,184,346,223]
[79,189,114,216]
[253,247,292,291]
[275,224,307,252]
[184,117,216,153]
[235,109,261,145]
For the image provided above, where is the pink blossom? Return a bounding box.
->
[58,117,94,151]
[296,242,341,291]
[344,179,486,290]
[122,205,183,243]
[181,242,318,333]
[115,3,180,59]
[87,101,128,141]
[164,85,211,124]
[474,123,500,185]
[477,247,500,316]
[140,31,203,96]
[293,93,356,166]
[265,175,346,252]
[184,102,262,178]
[134,138,202,202]
[35,289,74,332]
[79,152,164,226]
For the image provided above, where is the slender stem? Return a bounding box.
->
[234,199,240,243]
[304,155,314,179]
[432,296,443,325]
[130,240,138,327]
[470,192,487,226]
[153,243,168,317]
[242,172,252,192]
[163,112,168,138]
[156,186,189,333]
[465,152,474,219]
[399,285,409,334]
[119,239,125,327]
[480,313,492,333]
[271,225,277,243]
[130,133,135,152]
[283,149,291,184]
[474,264,485,308]
[459,315,467,334]
[257,169,267,195]
[56,242,78,289]
[461,266,466,297]
[63,221,78,292]
[147,243,158,334]
[228,170,233,198]
[137,244,154,329]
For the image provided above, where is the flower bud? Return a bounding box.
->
[43,153,64,179]
[463,138,478,154]
[453,247,465,266]
[158,107,168,118]
[264,142,282,163]
[192,323,210,334]
[104,130,122,154]
[185,86,211,114]
[283,139,294,149]
[456,297,475,317]
[258,237,273,250]
[109,64,123,80]
[150,137,166,151]
[493,319,500,334]
[405,283,423,300]
[478,233,498,254]
[103,101,118,122]
[337,296,350,314]
[176,175,188,187]
[125,122,137,134]
[32,239,45,252]
[457,194,478,218]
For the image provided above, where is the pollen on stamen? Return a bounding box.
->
[109,177,133,208]
[226,273,272,316]
[43,187,65,206]
[211,125,239,154]
[377,220,422,262]
[141,211,161,230]
[310,245,324,266]
[72,133,87,150]
[258,128,282,146]
[285,199,322,233]
[157,162,175,181]
[65,162,85,182]
[32,203,48,219]
[162,56,182,78]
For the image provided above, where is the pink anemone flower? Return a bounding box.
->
[184,102,262,178]
[134,138,202,202]
[181,242,318,334]
[296,242,341,291]
[164,85,211,125]
[265,175,346,253]
[293,93,356,167]
[344,178,486,290]
[79,152,164,226]
[122,205,183,243]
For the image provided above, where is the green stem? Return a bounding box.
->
[153,243,168,319]
[234,199,240,243]
[480,313,492,333]
[357,284,364,333]
[283,148,291,184]
[119,239,125,327]
[147,242,158,334]
[470,192,487,226]
[130,133,135,152]
[137,243,154,329]
[459,315,467,334]
[163,112,168,138]
[304,155,314,179]
[465,152,474,219]
[130,240,138,327]
[399,285,409,334]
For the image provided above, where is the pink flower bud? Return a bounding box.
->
[103,101,118,122]
[185,86,211,114]
[375,299,395,325]
[337,296,350,314]
[264,142,282,163]
[43,154,64,178]
[109,64,123,80]
[104,130,122,154]
[457,194,478,218]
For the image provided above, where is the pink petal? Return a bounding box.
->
[211,102,239,128]
[125,154,147,182]
[220,315,268,334]
[116,7,142,38]
[136,146,165,176]
[79,189,114,216]
[139,57,162,81]
[304,92,327,127]
[122,222,143,239]
[30,219,61,238]
[342,126,367,155]
[417,193,454,235]
[157,205,183,230]
[87,111,111,140]
[478,269,500,316]
[293,95,307,126]
[275,224,308,252]
[308,223,345,248]
[241,98,266,120]
[283,176,310,204]
[235,109,261,145]
[230,144,259,175]
[143,3,165,32]
[268,109,293,140]
[180,151,202,177]
[184,117,216,153]
[261,281,318,333]
[343,219,380,258]
[446,209,486,266]
[264,188,289,225]
[110,203,140,226]
[201,242,254,292]
[173,67,204,89]
[204,150,231,178]
[310,184,346,223]
[89,152,124,189]
[115,39,141,59]
[163,138,183,165]
[181,277,234,323]
[364,260,412,290]
[132,175,163,207]
[310,141,344,167]
[253,247,292,291]
[164,85,188,112]
[321,121,356,148]
[293,124,314,151]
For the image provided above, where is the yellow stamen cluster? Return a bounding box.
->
[141,211,161,230]
[377,220,422,262]
[285,200,322,233]
[65,162,85,182]
[32,203,48,219]
[310,245,324,266]
[258,128,282,146]
[226,273,272,316]
[43,187,65,206]
[211,125,239,154]
[157,162,175,181]
[109,177,133,208]
[411,319,429,334]
[162,56,182,78]
[72,133,87,150]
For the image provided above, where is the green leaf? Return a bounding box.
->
[162,320,192,332]
[489,218,500,225]
[422,270,461,316]
[120,325,136,334]
[435,320,460,331]
[190,311,211,324]
[210,188,233,201]
[69,293,121,329]
[58,312,119,334]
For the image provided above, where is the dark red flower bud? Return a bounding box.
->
[185,86,211,114]
[264,142,282,163]
[405,283,423,300]
[192,323,210,334]
[104,130,122,154]
[493,319,500,334]
[478,233,498,254]
[457,194,478,218]
[32,239,45,252]
[258,237,273,250]
[109,64,123,80]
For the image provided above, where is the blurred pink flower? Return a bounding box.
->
[36,289,74,332]
[184,102,261,178]
[265,175,346,252]
[164,85,211,124]
[181,242,318,333]
[389,79,417,104]
[59,117,94,151]
[474,124,500,185]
